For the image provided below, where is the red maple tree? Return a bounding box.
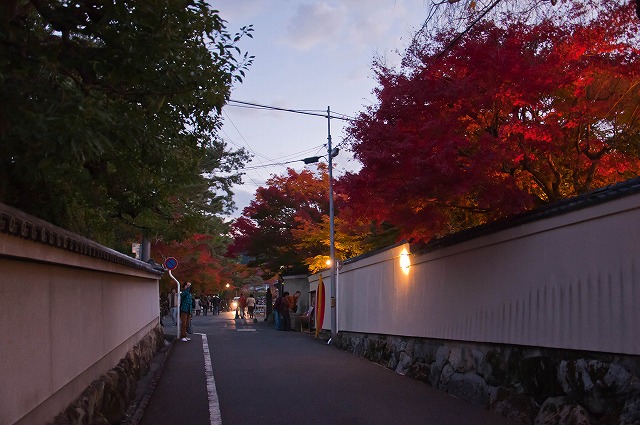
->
[228,163,380,274]
[153,234,256,295]
[228,165,331,275]
[342,1,640,242]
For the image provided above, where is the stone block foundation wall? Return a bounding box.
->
[335,332,640,425]
[49,325,165,425]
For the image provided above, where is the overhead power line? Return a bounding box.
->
[235,144,329,169]
[228,99,354,122]
[240,158,311,171]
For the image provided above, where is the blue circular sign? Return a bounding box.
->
[164,257,178,270]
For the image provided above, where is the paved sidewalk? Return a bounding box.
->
[132,312,518,425]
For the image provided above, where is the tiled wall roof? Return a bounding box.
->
[0,202,164,274]
[416,176,640,253]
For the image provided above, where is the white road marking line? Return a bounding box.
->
[197,333,222,425]
[236,329,256,332]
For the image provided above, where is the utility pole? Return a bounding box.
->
[327,106,337,341]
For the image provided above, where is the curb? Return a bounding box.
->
[121,337,175,425]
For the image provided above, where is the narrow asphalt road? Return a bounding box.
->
[139,311,518,425]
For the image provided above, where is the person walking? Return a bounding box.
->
[212,295,220,315]
[238,293,247,318]
[180,282,194,342]
[202,294,210,316]
[167,288,178,326]
[195,295,202,316]
[247,293,256,319]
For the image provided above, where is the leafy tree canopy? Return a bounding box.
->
[414,0,634,41]
[153,223,259,296]
[0,0,253,249]
[228,165,330,276]
[344,0,640,242]
[228,164,381,276]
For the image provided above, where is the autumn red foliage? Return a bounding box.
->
[229,163,394,274]
[342,1,640,242]
[153,234,254,295]
[227,165,331,275]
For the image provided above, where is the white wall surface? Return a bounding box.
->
[0,206,161,425]
[311,193,640,356]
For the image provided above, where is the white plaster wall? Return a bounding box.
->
[0,233,160,425]
[312,194,640,355]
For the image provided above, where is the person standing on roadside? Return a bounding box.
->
[279,291,291,331]
[286,291,301,315]
[273,292,282,330]
[167,288,178,326]
[265,289,273,322]
[180,282,193,342]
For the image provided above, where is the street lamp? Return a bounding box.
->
[302,106,338,340]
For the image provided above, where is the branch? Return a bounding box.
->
[581,144,610,161]
[521,156,555,202]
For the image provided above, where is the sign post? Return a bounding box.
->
[164,257,180,339]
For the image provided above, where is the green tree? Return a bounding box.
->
[0,0,252,248]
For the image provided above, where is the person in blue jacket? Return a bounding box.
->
[180,282,193,342]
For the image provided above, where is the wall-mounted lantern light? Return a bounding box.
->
[399,248,411,274]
